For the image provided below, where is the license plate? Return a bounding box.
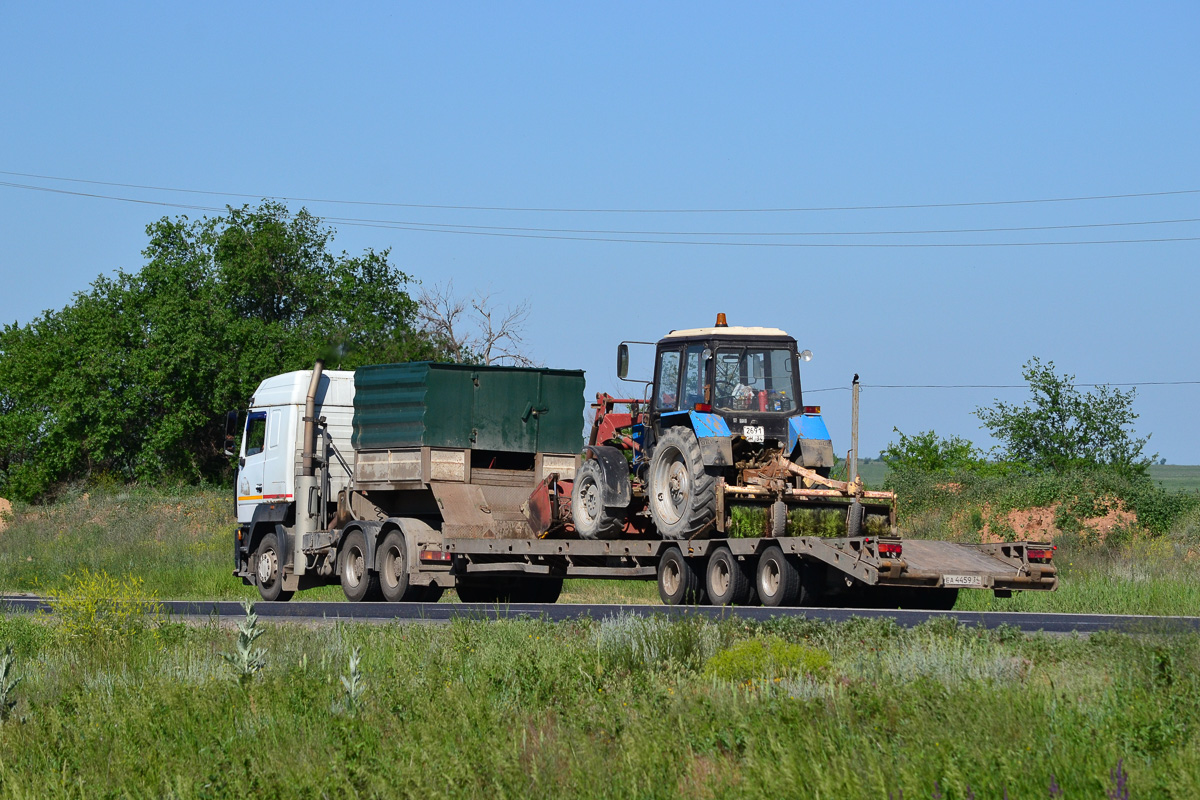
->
[943,574,983,587]
[743,425,765,443]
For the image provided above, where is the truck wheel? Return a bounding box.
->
[648,427,717,539]
[756,545,801,607]
[339,529,380,602]
[454,577,500,603]
[254,532,294,602]
[417,584,445,603]
[378,530,422,602]
[706,546,752,606]
[572,459,624,539]
[515,578,564,604]
[657,546,707,605]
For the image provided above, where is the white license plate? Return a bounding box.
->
[743,425,765,443]
[943,574,983,587]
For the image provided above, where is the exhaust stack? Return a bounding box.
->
[294,359,325,576]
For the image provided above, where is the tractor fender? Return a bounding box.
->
[583,445,633,508]
[788,414,835,468]
[658,411,733,467]
[338,520,384,571]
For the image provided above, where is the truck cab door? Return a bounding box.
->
[236,411,268,523]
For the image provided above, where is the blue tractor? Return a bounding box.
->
[572,314,896,542]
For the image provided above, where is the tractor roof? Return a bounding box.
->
[661,326,791,340]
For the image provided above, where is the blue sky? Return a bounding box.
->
[2,2,1198,461]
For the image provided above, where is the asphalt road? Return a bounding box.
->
[4,596,1199,634]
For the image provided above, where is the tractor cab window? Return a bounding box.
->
[244,412,267,457]
[655,349,681,411]
[682,344,708,409]
[713,347,795,413]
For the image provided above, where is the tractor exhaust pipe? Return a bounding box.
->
[294,359,325,576]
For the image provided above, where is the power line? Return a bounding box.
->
[4,179,1199,248]
[806,381,1200,393]
[3,168,1199,214]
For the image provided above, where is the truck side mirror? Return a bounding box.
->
[223,410,238,457]
[617,344,629,380]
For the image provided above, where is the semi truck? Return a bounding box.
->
[230,317,1058,607]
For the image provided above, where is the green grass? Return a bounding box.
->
[1149,464,1200,492]
[0,609,1196,797]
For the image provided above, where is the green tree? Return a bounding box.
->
[974,357,1152,475]
[0,202,442,501]
[880,428,986,473]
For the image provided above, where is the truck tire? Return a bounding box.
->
[339,529,381,602]
[657,546,707,605]
[648,427,717,539]
[756,545,801,607]
[254,532,293,602]
[518,578,563,604]
[454,577,498,603]
[378,530,423,602]
[417,584,445,603]
[572,459,624,539]
[706,546,753,606]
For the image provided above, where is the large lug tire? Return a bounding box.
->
[706,546,753,606]
[657,546,707,606]
[339,529,381,602]
[756,545,801,607]
[378,530,424,602]
[846,500,865,538]
[572,459,624,539]
[254,532,294,602]
[648,427,718,540]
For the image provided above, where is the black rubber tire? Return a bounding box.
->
[846,500,865,538]
[454,577,499,603]
[770,500,788,538]
[706,546,753,606]
[254,532,294,602]
[453,576,562,604]
[517,578,564,604]
[418,584,445,603]
[648,427,718,539]
[657,546,707,605]
[378,530,424,602]
[339,529,380,602]
[919,588,960,611]
[572,459,624,539]
[756,545,801,607]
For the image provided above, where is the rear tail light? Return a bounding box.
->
[803,406,821,414]
[1027,545,1056,561]
[693,403,712,412]
[420,550,453,563]
[878,541,903,557]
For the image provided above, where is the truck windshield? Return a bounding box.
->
[713,347,795,413]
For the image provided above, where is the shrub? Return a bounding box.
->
[703,637,831,682]
[49,568,162,644]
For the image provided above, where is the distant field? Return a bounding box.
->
[856,461,1200,492]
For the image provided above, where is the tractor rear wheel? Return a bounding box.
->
[648,427,717,539]
[572,459,624,539]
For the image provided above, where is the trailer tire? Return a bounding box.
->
[706,546,753,606]
[339,529,380,602]
[418,584,445,603]
[572,459,624,539]
[378,530,424,602]
[657,546,707,605]
[519,578,563,604]
[254,532,293,602]
[648,427,717,539]
[756,545,801,607]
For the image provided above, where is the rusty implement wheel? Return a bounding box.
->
[648,427,717,540]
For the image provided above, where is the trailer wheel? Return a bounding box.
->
[418,584,445,603]
[648,427,717,539]
[378,530,423,602]
[657,546,707,605]
[254,532,293,602]
[756,545,800,607]
[339,529,380,602]
[706,546,753,606]
[572,459,624,539]
[518,578,563,604]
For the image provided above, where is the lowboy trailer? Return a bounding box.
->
[230,317,1057,607]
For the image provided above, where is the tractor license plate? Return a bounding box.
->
[743,425,765,443]
[943,574,983,587]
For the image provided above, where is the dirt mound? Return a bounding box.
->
[980,501,1136,543]
[0,497,11,532]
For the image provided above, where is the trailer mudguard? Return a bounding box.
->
[788,413,835,468]
[658,411,733,467]
[583,445,632,508]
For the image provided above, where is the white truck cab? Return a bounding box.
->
[236,369,356,524]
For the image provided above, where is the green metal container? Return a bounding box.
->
[352,362,586,454]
